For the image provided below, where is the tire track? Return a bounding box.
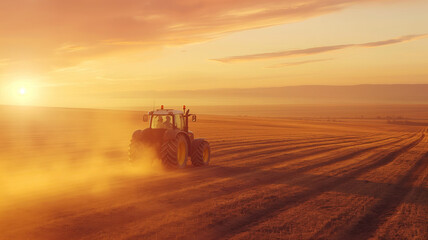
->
[336,145,428,240]
[172,133,410,195]
[121,132,413,204]
[213,133,425,240]
[215,133,411,170]
[118,134,417,240]
[216,133,405,161]
[116,133,406,205]
[107,133,408,203]
[46,134,411,240]
[212,135,362,158]
[211,134,361,150]
[307,135,427,239]
[191,135,410,202]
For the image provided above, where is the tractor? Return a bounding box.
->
[129,105,211,168]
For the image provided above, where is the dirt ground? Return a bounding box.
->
[0,105,427,240]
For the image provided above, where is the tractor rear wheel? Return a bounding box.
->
[160,134,188,169]
[191,139,210,166]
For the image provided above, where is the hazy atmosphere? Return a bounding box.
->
[1,1,428,240]
[1,0,428,108]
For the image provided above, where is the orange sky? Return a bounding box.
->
[0,0,427,108]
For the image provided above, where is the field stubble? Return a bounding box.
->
[0,106,427,239]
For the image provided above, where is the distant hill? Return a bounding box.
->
[217,84,428,103]
[113,84,428,104]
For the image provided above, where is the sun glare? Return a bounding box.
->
[19,88,26,95]
[1,79,41,105]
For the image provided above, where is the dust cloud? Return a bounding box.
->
[0,149,163,209]
[0,106,161,209]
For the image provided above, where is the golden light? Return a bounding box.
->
[0,77,41,106]
[19,88,27,95]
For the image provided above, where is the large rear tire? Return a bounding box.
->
[161,134,188,169]
[191,139,210,166]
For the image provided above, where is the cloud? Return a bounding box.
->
[213,34,428,63]
[0,0,401,69]
[266,58,333,68]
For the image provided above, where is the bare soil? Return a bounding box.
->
[0,105,427,239]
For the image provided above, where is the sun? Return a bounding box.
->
[19,87,27,95]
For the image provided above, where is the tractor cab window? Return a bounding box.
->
[151,115,173,129]
[174,114,184,130]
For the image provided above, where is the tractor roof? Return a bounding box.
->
[150,109,184,115]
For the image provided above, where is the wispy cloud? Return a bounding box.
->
[0,0,401,69]
[266,58,333,68]
[213,34,428,63]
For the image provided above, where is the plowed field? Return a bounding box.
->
[0,106,427,239]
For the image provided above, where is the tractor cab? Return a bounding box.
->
[143,105,196,132]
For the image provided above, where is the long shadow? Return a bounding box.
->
[210,135,342,149]
[205,133,425,240]
[337,150,428,240]
[198,132,411,176]
[121,134,422,239]
[111,133,409,200]
[33,133,419,240]
[213,133,406,164]
[212,134,363,159]
[110,133,404,186]
[122,132,412,203]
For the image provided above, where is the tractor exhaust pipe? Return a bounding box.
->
[184,109,190,132]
